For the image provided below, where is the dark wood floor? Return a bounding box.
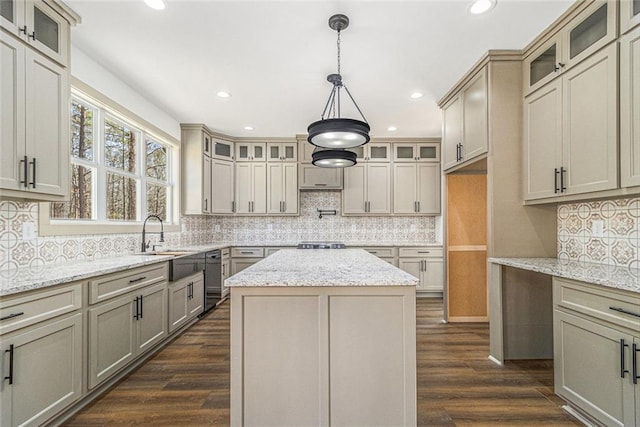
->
[63,299,581,426]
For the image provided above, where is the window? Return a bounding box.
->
[49,89,177,229]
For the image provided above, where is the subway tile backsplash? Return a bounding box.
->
[557,197,640,269]
[0,192,437,271]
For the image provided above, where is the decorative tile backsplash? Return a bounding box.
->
[0,192,437,271]
[557,197,640,269]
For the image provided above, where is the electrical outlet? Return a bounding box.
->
[591,220,604,238]
[22,222,36,240]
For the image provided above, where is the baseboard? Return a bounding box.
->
[487,355,503,366]
[447,316,489,322]
[561,404,598,427]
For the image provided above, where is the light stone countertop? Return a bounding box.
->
[225,249,419,287]
[489,257,640,294]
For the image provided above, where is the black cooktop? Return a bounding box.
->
[297,242,346,249]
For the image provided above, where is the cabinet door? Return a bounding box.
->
[524,80,563,200]
[393,144,416,162]
[267,163,283,214]
[366,164,391,214]
[187,275,204,317]
[136,283,167,355]
[442,95,462,170]
[564,0,617,70]
[0,313,82,427]
[398,259,423,289]
[417,163,440,214]
[554,310,635,427]
[524,35,562,94]
[423,259,444,292]
[367,143,390,162]
[88,294,135,389]
[267,142,297,162]
[0,31,25,192]
[621,28,640,187]
[231,258,260,275]
[621,0,640,33]
[298,164,342,189]
[212,139,234,161]
[202,133,212,157]
[343,164,367,214]
[393,163,417,214]
[25,0,69,67]
[251,163,267,214]
[282,163,297,213]
[235,163,252,213]
[168,279,188,333]
[212,159,234,213]
[461,67,488,163]
[236,143,252,162]
[202,156,212,213]
[416,143,440,162]
[0,0,25,36]
[562,43,618,195]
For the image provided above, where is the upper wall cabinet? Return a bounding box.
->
[236,142,266,162]
[212,138,234,161]
[442,67,488,172]
[621,0,640,33]
[620,27,640,188]
[181,125,213,214]
[297,138,343,189]
[267,142,297,162]
[351,143,391,162]
[524,0,618,95]
[0,0,71,66]
[393,143,439,163]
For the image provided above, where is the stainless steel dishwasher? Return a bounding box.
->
[204,250,222,313]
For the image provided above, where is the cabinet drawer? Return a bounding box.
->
[232,247,265,258]
[221,248,231,258]
[553,277,640,332]
[358,247,397,258]
[0,283,83,335]
[399,247,443,258]
[89,263,168,305]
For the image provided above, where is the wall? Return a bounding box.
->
[0,192,438,271]
[557,197,639,269]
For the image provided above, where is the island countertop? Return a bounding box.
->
[225,248,419,287]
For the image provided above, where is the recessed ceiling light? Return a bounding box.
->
[410,92,424,99]
[216,91,231,98]
[244,126,254,131]
[144,0,165,10]
[387,126,397,131]
[468,0,496,15]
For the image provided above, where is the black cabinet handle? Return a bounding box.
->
[128,276,147,284]
[418,251,431,254]
[19,155,28,188]
[133,296,140,320]
[29,158,36,188]
[560,167,566,192]
[610,306,640,318]
[4,344,14,385]
[18,26,27,35]
[554,168,559,194]
[621,339,630,378]
[417,201,420,212]
[28,31,36,40]
[633,343,639,385]
[139,295,143,319]
[1,312,24,321]
[314,183,327,187]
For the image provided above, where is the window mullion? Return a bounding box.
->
[96,108,107,222]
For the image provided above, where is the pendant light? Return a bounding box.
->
[308,14,369,168]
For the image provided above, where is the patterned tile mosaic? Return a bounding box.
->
[0,192,438,271]
[557,197,640,269]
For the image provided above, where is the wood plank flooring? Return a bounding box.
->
[63,298,581,426]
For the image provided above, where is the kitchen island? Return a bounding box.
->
[225,249,418,427]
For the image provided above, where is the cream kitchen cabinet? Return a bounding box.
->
[236,142,266,162]
[351,142,391,162]
[524,43,618,200]
[298,164,343,189]
[88,272,168,389]
[398,247,444,293]
[343,163,391,215]
[393,142,439,163]
[0,282,83,427]
[231,247,264,275]
[267,142,297,162]
[211,158,235,214]
[0,31,69,201]
[442,67,488,171]
[621,0,640,33]
[621,27,640,188]
[553,277,640,427]
[235,162,266,214]
[222,248,231,297]
[356,246,398,267]
[267,163,298,214]
[212,138,234,161]
[168,272,204,333]
[181,124,214,215]
[524,0,618,95]
[393,163,440,215]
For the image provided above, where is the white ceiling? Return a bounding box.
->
[67,0,573,138]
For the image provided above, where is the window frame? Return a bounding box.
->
[39,78,181,236]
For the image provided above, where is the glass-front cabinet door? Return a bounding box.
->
[393,144,416,162]
[0,0,24,34]
[621,0,640,33]
[212,139,234,161]
[26,1,69,66]
[564,0,617,70]
[236,142,266,162]
[267,142,297,162]
[416,143,440,162]
[524,35,562,94]
[367,143,390,162]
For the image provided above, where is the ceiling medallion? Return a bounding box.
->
[308,14,369,168]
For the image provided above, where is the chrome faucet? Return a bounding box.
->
[141,214,165,253]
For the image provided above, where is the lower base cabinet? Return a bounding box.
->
[168,272,204,333]
[398,247,444,293]
[553,277,640,427]
[0,313,83,427]
[88,282,168,389]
